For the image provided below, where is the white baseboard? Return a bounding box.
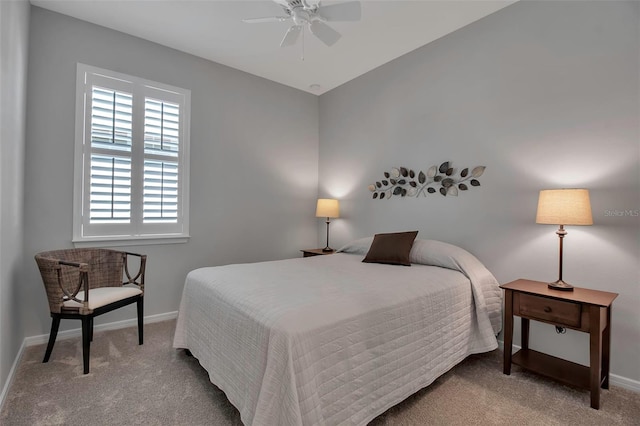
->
[0,311,178,412]
[23,311,178,346]
[609,373,640,393]
[497,340,640,393]
[0,339,27,416]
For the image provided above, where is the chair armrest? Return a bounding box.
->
[123,252,146,292]
[56,261,90,304]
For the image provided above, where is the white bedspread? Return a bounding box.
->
[173,247,501,425]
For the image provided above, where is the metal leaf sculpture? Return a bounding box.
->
[368,162,485,199]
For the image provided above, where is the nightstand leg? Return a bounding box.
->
[521,318,530,350]
[589,305,602,409]
[602,306,612,389]
[503,289,513,375]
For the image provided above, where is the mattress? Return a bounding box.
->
[173,241,502,425]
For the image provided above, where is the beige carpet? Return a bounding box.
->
[1,320,638,425]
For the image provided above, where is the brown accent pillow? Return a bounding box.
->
[362,231,418,266]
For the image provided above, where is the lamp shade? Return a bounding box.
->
[316,199,340,218]
[536,189,593,225]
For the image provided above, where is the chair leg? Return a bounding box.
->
[43,316,61,363]
[137,296,144,345]
[81,316,91,374]
[89,317,94,342]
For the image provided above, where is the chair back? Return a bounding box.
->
[35,248,125,314]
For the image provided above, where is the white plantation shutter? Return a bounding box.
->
[144,99,180,156]
[143,98,180,223]
[90,155,132,223]
[144,160,179,222]
[73,64,190,245]
[91,88,133,150]
[89,87,133,224]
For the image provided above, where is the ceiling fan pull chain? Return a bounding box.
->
[301,28,305,61]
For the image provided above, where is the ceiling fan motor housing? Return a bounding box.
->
[291,7,312,25]
[244,0,361,48]
[285,0,318,12]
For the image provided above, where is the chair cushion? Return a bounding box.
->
[63,285,142,310]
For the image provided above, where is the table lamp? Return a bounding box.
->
[536,189,593,291]
[316,199,340,252]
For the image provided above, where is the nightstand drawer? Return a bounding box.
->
[516,293,582,328]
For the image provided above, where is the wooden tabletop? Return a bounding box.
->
[300,248,335,255]
[500,279,618,307]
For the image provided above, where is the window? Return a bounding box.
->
[73,64,190,246]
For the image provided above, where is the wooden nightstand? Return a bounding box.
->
[300,248,335,258]
[500,279,618,409]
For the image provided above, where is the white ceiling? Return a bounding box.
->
[31,0,516,95]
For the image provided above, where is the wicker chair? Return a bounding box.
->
[35,248,146,374]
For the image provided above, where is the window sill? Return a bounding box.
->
[72,234,190,248]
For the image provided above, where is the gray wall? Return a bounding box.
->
[0,0,29,398]
[22,7,319,337]
[6,0,639,396]
[318,1,639,382]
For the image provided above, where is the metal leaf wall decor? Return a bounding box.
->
[367,162,485,199]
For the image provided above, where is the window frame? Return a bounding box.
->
[73,63,190,247]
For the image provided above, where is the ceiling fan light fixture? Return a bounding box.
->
[291,7,310,25]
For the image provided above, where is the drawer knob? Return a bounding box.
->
[544,306,552,313]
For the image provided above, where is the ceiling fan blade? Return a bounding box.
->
[317,1,361,21]
[309,21,341,46]
[280,25,303,47]
[272,0,292,8]
[242,16,289,24]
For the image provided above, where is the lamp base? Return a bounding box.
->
[548,280,574,291]
[322,247,334,252]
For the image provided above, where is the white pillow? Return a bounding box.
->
[339,237,471,270]
[336,237,373,255]
[410,239,468,268]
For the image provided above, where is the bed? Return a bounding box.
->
[173,237,502,425]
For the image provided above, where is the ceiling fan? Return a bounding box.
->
[242,0,361,48]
